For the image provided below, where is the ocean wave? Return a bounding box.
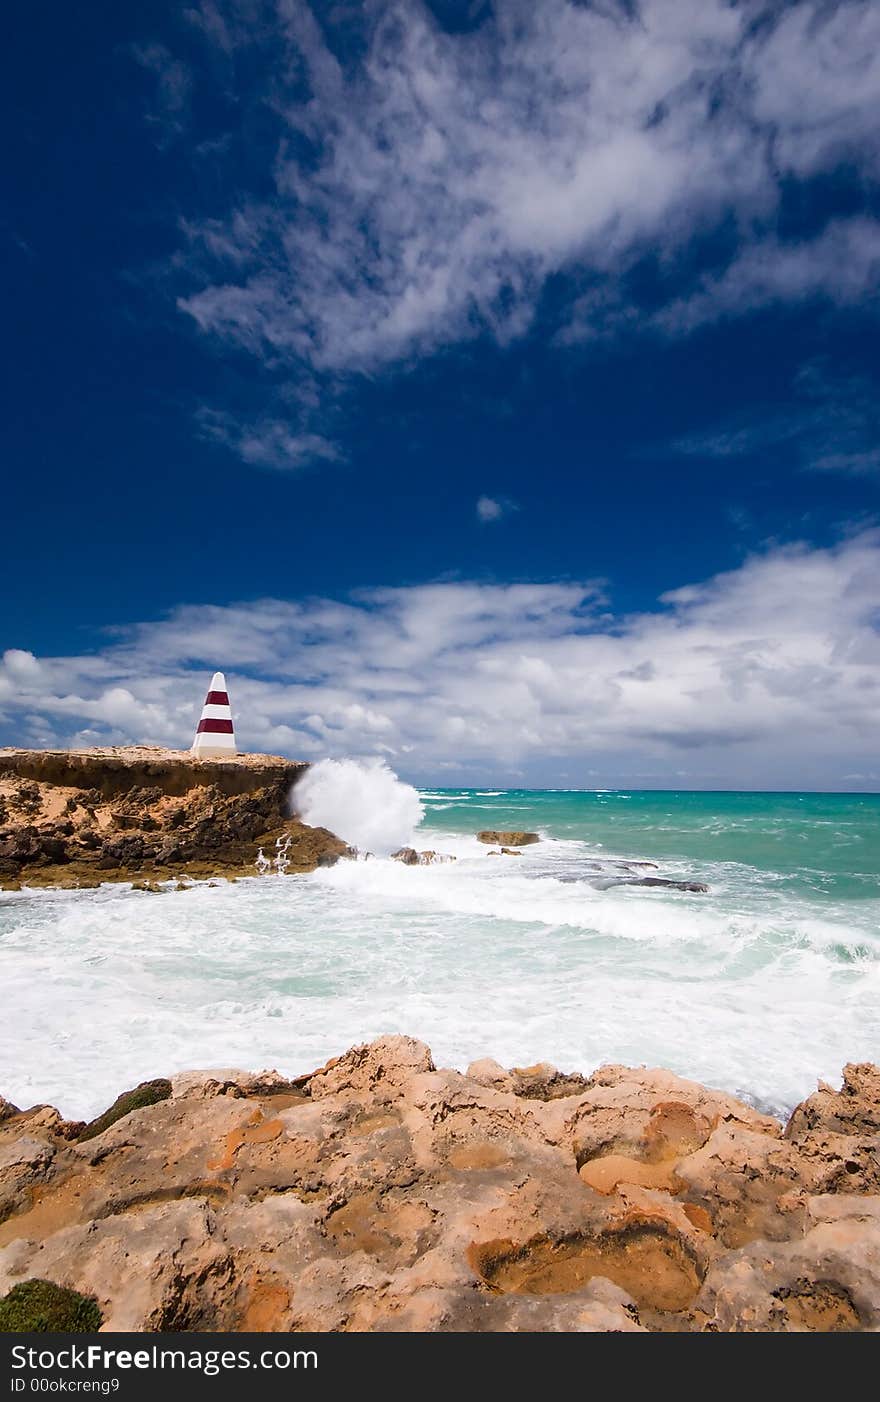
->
[1,866,877,1122]
[2,789,878,1122]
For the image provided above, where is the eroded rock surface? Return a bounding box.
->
[1,1041,877,1333]
[0,747,349,887]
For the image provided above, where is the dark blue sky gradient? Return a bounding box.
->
[2,0,878,658]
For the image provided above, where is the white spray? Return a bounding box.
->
[294,757,424,856]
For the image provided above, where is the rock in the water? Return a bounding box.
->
[391,846,420,865]
[477,831,540,846]
[390,848,455,866]
[600,876,709,893]
[1,1041,878,1333]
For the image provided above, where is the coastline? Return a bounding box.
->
[0,746,349,889]
[2,1036,878,1333]
[2,751,878,1332]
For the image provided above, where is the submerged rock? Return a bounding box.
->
[1,1040,877,1333]
[477,831,540,846]
[599,876,709,893]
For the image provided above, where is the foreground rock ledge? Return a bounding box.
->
[0,746,348,887]
[1,1041,878,1332]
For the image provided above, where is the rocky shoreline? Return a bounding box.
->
[0,746,349,888]
[1,1037,878,1332]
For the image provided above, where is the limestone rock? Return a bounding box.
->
[785,1063,880,1140]
[307,1036,435,1101]
[390,849,456,866]
[673,1123,813,1247]
[0,1134,58,1226]
[1,1040,878,1333]
[169,1068,298,1101]
[466,1058,514,1091]
[0,746,349,887]
[568,1064,780,1167]
[695,1198,880,1332]
[0,1097,20,1126]
[507,1062,591,1101]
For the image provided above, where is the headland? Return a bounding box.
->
[0,746,348,888]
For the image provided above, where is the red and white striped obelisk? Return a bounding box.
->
[191,671,237,759]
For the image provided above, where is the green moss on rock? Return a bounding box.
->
[0,1279,102,1333]
[76,1078,172,1142]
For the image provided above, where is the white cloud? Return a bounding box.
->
[131,42,192,140]
[814,449,880,475]
[174,0,880,381]
[2,533,879,788]
[656,219,880,333]
[747,0,880,177]
[672,360,880,475]
[2,649,43,680]
[476,495,517,522]
[197,410,342,470]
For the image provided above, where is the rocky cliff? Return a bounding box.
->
[1,1038,878,1332]
[0,746,348,887]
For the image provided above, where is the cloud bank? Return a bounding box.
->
[2,531,878,788]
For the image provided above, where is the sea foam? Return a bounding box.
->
[1,784,878,1123]
[293,757,424,855]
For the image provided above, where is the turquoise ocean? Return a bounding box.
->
[1,785,877,1121]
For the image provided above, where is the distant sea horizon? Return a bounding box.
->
[413,785,880,795]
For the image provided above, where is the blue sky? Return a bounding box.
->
[1,0,878,787]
